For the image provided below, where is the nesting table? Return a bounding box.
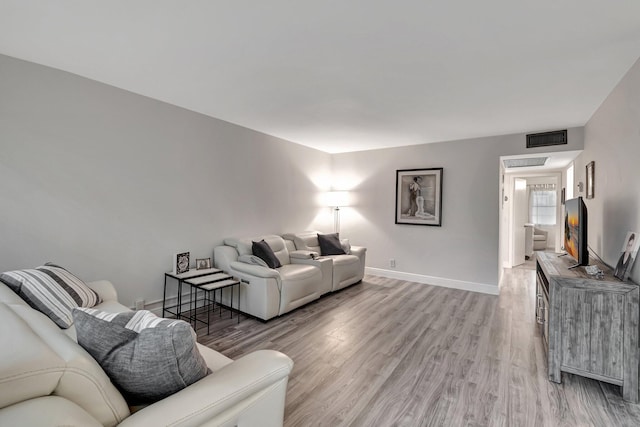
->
[163,268,241,334]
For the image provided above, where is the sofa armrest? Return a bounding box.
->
[230,262,280,279]
[289,250,319,260]
[86,280,118,302]
[118,350,293,427]
[350,246,366,258]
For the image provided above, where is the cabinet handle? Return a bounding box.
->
[537,307,545,325]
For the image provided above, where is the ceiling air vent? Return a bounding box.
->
[526,130,567,148]
[503,157,548,169]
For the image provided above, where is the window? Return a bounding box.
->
[529,184,556,225]
[566,164,574,200]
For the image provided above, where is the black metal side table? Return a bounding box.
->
[163,268,221,323]
[184,273,241,334]
[162,268,241,334]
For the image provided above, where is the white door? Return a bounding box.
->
[512,178,527,267]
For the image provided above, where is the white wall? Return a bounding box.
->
[574,57,640,284]
[0,54,332,307]
[332,129,584,293]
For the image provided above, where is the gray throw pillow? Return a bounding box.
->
[318,233,346,256]
[252,240,282,268]
[73,308,209,404]
[0,263,102,328]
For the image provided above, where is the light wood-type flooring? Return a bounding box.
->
[198,268,640,426]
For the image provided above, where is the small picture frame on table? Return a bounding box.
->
[196,258,212,270]
[174,252,190,275]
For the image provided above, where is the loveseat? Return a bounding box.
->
[214,233,366,321]
[283,231,366,292]
[0,278,293,426]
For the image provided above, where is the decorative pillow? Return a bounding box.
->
[73,308,209,405]
[238,254,269,267]
[340,239,352,255]
[318,233,347,256]
[252,240,282,269]
[0,263,102,328]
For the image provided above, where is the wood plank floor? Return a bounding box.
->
[198,268,640,426]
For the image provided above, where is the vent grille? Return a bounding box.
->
[503,157,548,168]
[526,130,567,148]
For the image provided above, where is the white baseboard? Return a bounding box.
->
[131,295,184,317]
[365,267,499,295]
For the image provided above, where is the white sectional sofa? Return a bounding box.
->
[214,233,366,321]
[0,278,293,427]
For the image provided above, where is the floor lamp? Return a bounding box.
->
[326,191,350,234]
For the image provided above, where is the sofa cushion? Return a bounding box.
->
[318,233,347,256]
[340,239,352,255]
[0,264,102,329]
[73,308,209,405]
[252,240,282,269]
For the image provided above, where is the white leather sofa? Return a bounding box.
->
[283,231,366,292]
[214,235,331,321]
[214,234,367,321]
[0,278,293,427]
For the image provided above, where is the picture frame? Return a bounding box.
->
[196,258,211,270]
[614,232,639,281]
[395,168,443,226]
[174,252,190,275]
[586,161,595,199]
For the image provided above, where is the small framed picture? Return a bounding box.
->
[174,252,190,275]
[586,161,595,199]
[614,232,639,281]
[196,258,211,270]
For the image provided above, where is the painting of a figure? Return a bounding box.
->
[395,168,443,226]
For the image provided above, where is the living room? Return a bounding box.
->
[1,2,640,426]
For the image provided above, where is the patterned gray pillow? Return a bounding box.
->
[0,263,102,328]
[73,308,209,404]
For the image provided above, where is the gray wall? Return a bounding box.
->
[574,57,640,284]
[332,128,584,292]
[0,55,332,307]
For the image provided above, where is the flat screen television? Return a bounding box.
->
[564,196,589,268]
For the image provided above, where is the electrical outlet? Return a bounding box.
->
[135,299,145,310]
[389,259,396,268]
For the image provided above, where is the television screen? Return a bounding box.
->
[564,197,588,266]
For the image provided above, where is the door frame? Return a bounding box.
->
[500,171,562,269]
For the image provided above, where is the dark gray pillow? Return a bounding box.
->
[252,240,282,269]
[0,263,102,328]
[73,308,209,404]
[318,233,346,256]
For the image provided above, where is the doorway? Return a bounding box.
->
[500,168,564,273]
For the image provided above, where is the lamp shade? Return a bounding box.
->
[326,191,350,207]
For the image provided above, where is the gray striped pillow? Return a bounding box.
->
[73,308,209,404]
[0,264,102,328]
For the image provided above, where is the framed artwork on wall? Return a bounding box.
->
[395,168,443,226]
[586,161,595,199]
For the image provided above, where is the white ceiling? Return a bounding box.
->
[1,1,639,154]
